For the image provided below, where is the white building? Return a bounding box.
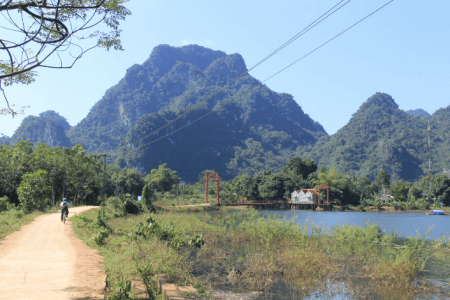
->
[290,189,319,204]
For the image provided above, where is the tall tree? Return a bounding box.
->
[376,169,391,190]
[0,0,131,115]
[145,164,179,192]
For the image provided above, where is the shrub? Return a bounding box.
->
[124,200,140,214]
[107,276,134,300]
[0,196,10,212]
[94,228,110,245]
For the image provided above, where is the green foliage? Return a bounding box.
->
[9,112,71,147]
[377,169,391,188]
[17,170,52,213]
[145,163,179,192]
[135,260,157,300]
[390,180,412,202]
[332,221,384,245]
[107,276,134,300]
[142,184,156,212]
[0,196,9,212]
[97,204,112,232]
[301,93,450,181]
[94,228,110,246]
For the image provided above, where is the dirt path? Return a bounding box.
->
[0,206,105,300]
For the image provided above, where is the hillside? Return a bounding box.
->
[301,93,449,181]
[113,46,327,179]
[67,45,231,153]
[8,111,71,147]
[5,44,449,182]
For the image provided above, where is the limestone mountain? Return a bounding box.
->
[301,93,449,181]
[9,111,71,147]
[67,45,230,152]
[106,45,327,179]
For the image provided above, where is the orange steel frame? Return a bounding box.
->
[317,183,330,205]
[205,173,220,204]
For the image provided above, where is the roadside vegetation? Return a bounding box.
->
[1,140,449,216]
[71,196,450,300]
[0,196,58,239]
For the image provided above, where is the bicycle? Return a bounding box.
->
[63,211,67,224]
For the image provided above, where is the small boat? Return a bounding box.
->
[427,210,447,215]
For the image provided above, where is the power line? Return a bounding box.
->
[130,0,352,147]
[128,0,394,153]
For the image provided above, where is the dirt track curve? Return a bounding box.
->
[0,206,105,300]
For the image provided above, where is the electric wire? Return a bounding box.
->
[129,0,394,154]
[130,0,352,147]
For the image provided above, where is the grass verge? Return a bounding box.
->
[72,200,450,299]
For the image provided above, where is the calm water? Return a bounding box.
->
[259,210,450,240]
[198,209,450,299]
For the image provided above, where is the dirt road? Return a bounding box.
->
[0,206,105,300]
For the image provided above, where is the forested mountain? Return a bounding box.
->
[0,135,10,145]
[112,45,326,179]
[8,111,71,147]
[5,45,449,182]
[406,109,430,117]
[301,93,450,181]
[67,45,232,152]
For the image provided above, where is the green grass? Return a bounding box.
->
[71,201,450,299]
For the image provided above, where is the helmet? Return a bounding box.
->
[63,198,67,201]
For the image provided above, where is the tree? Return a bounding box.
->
[0,0,131,116]
[17,170,52,213]
[145,164,179,192]
[141,184,155,212]
[376,169,391,190]
[118,168,145,197]
[430,174,450,206]
[281,156,317,179]
[390,180,411,202]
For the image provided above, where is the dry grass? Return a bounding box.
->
[70,204,450,299]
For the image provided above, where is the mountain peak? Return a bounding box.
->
[145,44,227,74]
[363,92,399,110]
[406,108,430,117]
[39,110,71,131]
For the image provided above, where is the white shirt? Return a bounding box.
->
[60,201,70,208]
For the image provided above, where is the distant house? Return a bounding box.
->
[443,169,450,178]
[291,189,319,204]
[378,194,394,202]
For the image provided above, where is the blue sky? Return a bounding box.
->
[1,0,449,137]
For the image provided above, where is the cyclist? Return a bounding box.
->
[60,198,70,222]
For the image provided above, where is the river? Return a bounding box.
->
[259,210,450,240]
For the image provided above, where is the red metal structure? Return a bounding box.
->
[317,183,330,205]
[205,173,220,204]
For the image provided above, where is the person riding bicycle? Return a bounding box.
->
[60,198,70,222]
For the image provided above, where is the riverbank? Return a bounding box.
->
[71,200,450,299]
[334,205,449,214]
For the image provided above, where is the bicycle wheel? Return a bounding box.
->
[63,213,66,224]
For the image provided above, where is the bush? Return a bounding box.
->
[124,200,140,214]
[107,276,134,300]
[94,228,110,245]
[0,196,10,212]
